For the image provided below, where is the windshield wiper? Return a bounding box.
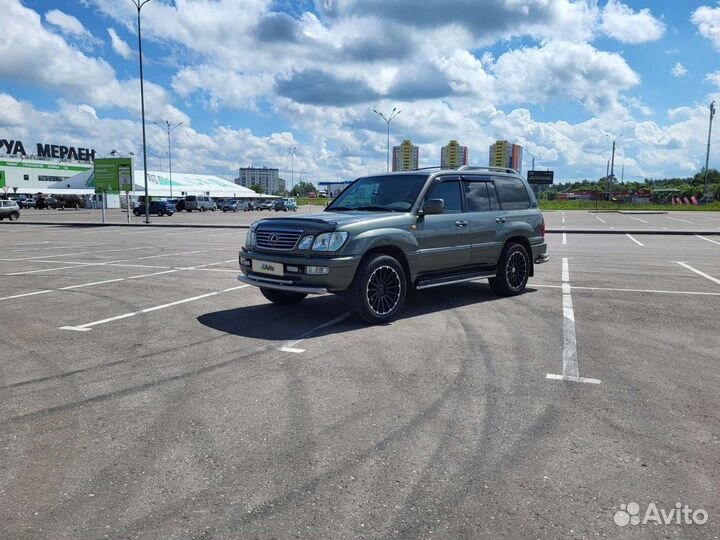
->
[352,205,398,212]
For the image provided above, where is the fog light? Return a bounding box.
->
[286,265,301,273]
[240,257,251,266]
[306,266,329,275]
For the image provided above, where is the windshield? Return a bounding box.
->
[326,174,428,212]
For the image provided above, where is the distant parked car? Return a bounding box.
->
[257,200,275,211]
[273,198,298,212]
[0,200,20,221]
[185,195,216,212]
[222,200,241,212]
[17,197,36,209]
[133,200,176,217]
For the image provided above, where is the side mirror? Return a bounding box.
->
[421,198,444,215]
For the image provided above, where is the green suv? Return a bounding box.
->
[238,166,548,324]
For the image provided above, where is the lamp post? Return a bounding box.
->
[153,120,182,198]
[286,146,298,194]
[703,101,716,205]
[372,107,401,172]
[131,0,152,224]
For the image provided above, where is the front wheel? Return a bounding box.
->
[348,254,407,324]
[260,288,307,305]
[9,212,19,221]
[488,242,530,296]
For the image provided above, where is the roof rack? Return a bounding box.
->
[411,166,444,171]
[456,165,519,175]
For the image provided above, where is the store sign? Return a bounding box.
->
[0,170,6,188]
[0,138,95,162]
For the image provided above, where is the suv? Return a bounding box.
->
[0,200,21,221]
[184,195,216,212]
[133,200,176,217]
[273,198,298,212]
[238,167,548,324]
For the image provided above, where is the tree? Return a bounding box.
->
[291,181,317,197]
[250,183,263,194]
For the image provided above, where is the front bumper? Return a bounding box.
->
[238,248,360,293]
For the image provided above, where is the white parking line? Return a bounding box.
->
[0,290,55,301]
[595,215,606,223]
[695,235,720,246]
[666,216,694,224]
[562,233,567,245]
[628,216,649,224]
[530,283,720,296]
[546,258,601,385]
[674,262,720,286]
[625,234,644,246]
[279,313,351,353]
[59,285,250,331]
[0,246,147,262]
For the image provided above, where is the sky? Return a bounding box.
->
[2,0,720,185]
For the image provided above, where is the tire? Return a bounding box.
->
[348,254,407,324]
[260,288,307,305]
[488,242,530,296]
[9,212,19,221]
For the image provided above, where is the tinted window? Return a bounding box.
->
[488,182,500,210]
[464,182,490,212]
[496,177,530,210]
[186,196,197,201]
[426,180,462,213]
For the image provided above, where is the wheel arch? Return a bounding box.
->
[503,235,534,276]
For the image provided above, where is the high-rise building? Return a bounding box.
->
[441,140,469,168]
[236,166,285,194]
[489,140,523,173]
[392,139,419,171]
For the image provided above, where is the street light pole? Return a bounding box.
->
[153,120,183,198]
[286,146,298,194]
[131,0,152,224]
[372,107,401,172]
[703,101,716,204]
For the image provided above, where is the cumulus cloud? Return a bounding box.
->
[107,28,133,60]
[45,9,89,37]
[600,0,665,43]
[691,5,720,50]
[671,63,688,78]
[705,71,720,87]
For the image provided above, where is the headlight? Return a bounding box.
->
[298,235,314,250]
[312,231,349,252]
[247,228,256,247]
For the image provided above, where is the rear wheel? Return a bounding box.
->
[9,212,19,221]
[260,288,307,305]
[488,242,530,296]
[348,254,407,324]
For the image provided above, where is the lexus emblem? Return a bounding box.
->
[268,233,278,244]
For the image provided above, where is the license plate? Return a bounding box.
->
[252,259,283,276]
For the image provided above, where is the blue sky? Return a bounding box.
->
[2,0,720,184]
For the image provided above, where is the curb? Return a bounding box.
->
[5,221,250,229]
[546,229,720,235]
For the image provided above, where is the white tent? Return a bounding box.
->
[51,169,269,198]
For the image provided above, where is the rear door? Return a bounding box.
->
[494,176,538,243]
[462,175,506,266]
[414,176,472,274]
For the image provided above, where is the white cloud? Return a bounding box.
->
[671,63,688,78]
[107,28,133,60]
[600,0,665,43]
[705,71,720,87]
[691,5,720,50]
[45,9,89,37]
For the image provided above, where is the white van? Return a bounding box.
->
[184,195,216,212]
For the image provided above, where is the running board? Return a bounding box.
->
[415,271,496,290]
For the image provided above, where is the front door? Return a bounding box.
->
[414,177,472,274]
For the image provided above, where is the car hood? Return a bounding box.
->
[253,211,414,233]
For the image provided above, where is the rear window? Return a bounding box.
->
[186,196,197,201]
[496,177,531,210]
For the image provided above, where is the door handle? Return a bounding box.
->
[455,220,468,227]
[495,217,506,224]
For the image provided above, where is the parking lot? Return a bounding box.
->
[1,223,719,539]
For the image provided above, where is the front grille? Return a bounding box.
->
[255,227,303,250]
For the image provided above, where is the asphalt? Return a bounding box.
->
[0,225,718,539]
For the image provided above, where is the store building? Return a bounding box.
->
[0,155,93,194]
